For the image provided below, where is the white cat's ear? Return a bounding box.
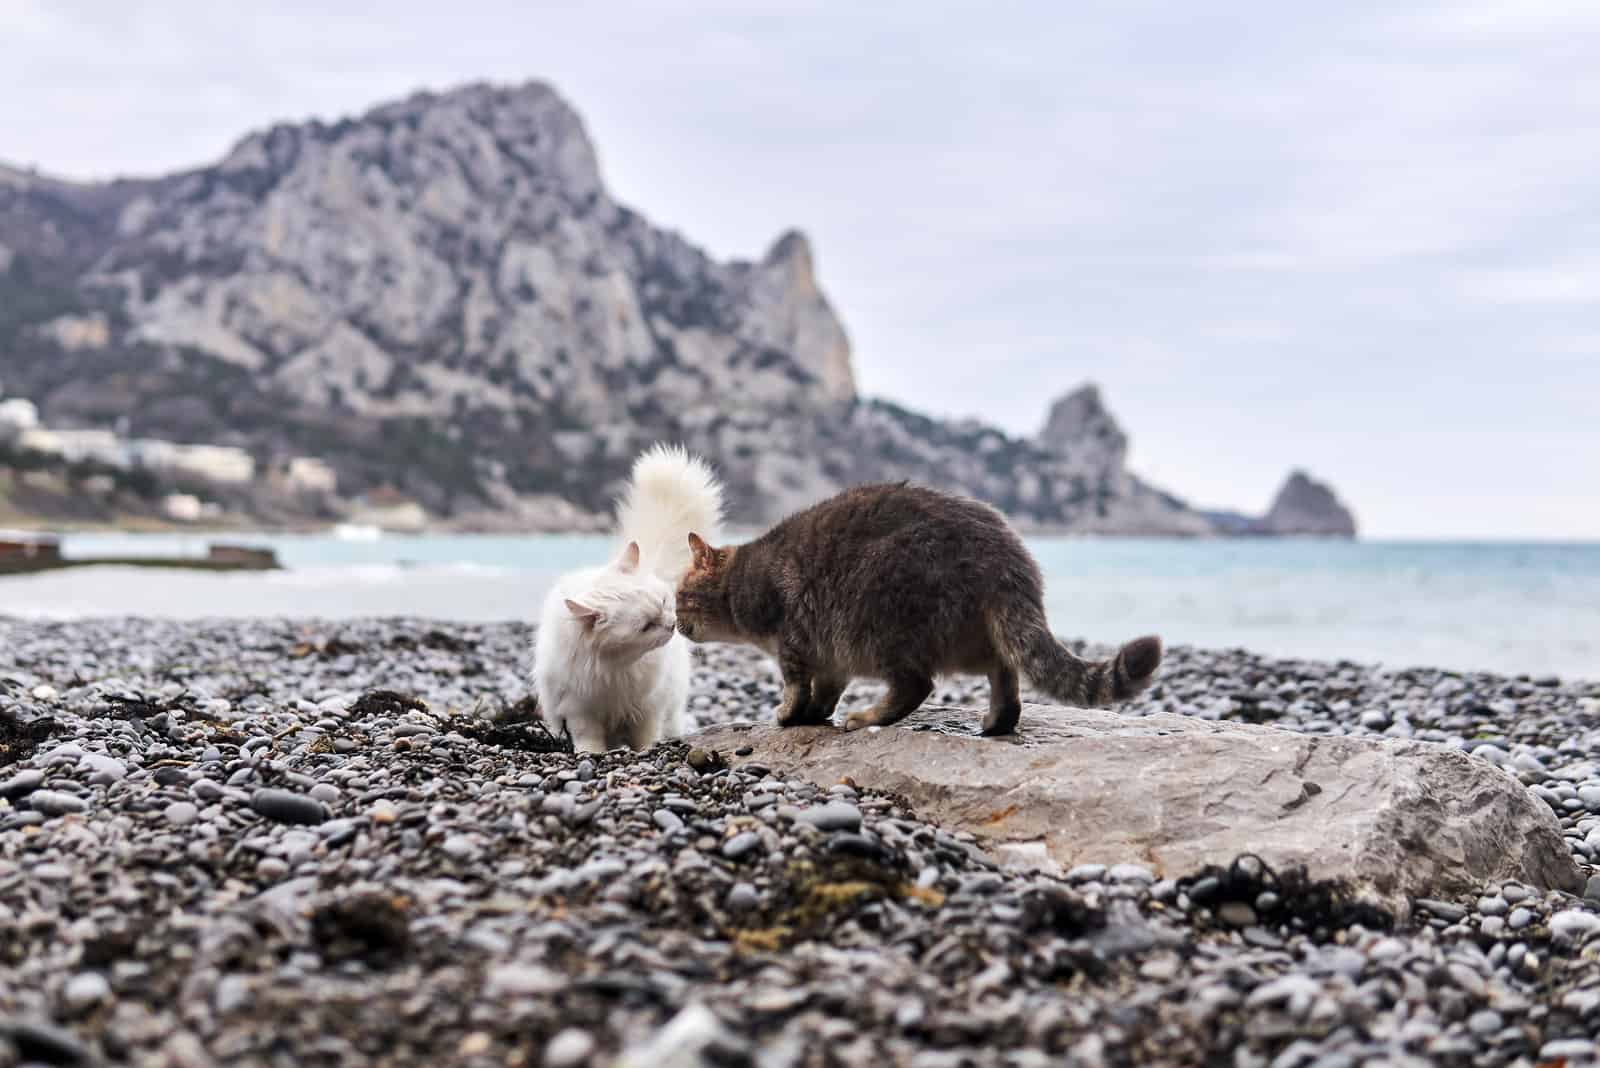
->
[564,599,602,627]
[614,541,640,574]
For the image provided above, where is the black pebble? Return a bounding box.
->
[0,769,44,800]
[826,833,885,860]
[250,788,328,825]
[2,1017,94,1066]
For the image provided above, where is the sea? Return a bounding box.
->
[1,532,1597,680]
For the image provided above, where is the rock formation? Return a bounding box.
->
[692,706,1583,916]
[1261,470,1359,537]
[1037,383,1128,474]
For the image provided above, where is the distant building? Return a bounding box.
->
[285,456,338,494]
[351,487,429,533]
[32,428,131,468]
[133,440,255,484]
[13,427,58,456]
[168,444,255,485]
[163,493,204,522]
[65,429,129,466]
[0,397,40,440]
[37,312,112,351]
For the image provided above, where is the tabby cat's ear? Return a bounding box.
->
[688,532,714,569]
[614,541,641,574]
[565,599,602,627]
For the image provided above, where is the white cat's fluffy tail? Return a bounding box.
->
[613,444,724,582]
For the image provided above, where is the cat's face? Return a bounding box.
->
[564,542,680,656]
[674,532,737,644]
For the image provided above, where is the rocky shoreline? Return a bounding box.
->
[3,618,1600,1067]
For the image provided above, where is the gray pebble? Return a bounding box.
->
[28,790,88,816]
[1550,908,1600,944]
[164,801,199,826]
[79,753,127,783]
[1467,1009,1503,1036]
[257,857,290,880]
[1107,863,1154,884]
[215,974,252,1015]
[441,835,477,859]
[1415,898,1468,922]
[797,801,862,832]
[721,832,762,860]
[0,769,44,799]
[726,883,760,912]
[1218,902,1257,927]
[1542,1039,1599,1062]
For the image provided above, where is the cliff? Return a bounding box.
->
[0,80,1347,535]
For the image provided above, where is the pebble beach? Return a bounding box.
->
[3,616,1600,1067]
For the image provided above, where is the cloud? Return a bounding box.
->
[1462,266,1600,305]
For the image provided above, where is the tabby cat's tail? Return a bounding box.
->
[993,610,1162,707]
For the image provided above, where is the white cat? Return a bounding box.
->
[533,444,724,753]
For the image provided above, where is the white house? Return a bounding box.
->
[162,493,204,522]
[130,440,256,484]
[0,397,40,439]
[285,456,338,494]
[168,444,255,485]
[49,429,131,468]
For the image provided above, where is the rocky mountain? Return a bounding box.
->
[1038,384,1127,474]
[1260,471,1358,537]
[0,80,1349,534]
[1201,471,1359,538]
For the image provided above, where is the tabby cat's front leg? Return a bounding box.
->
[775,636,814,726]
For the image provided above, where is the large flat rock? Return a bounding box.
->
[691,705,1584,915]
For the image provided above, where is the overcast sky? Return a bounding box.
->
[2,0,1597,538]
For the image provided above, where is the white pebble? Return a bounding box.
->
[1107,863,1155,884]
[1550,909,1600,944]
[63,971,110,1011]
[544,1029,596,1068]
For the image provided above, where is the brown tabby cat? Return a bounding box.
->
[675,482,1163,735]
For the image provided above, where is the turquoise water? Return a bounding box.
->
[1,533,1596,679]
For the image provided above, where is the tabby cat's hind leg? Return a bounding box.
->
[843,671,933,731]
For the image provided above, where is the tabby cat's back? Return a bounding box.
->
[676,482,1161,735]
